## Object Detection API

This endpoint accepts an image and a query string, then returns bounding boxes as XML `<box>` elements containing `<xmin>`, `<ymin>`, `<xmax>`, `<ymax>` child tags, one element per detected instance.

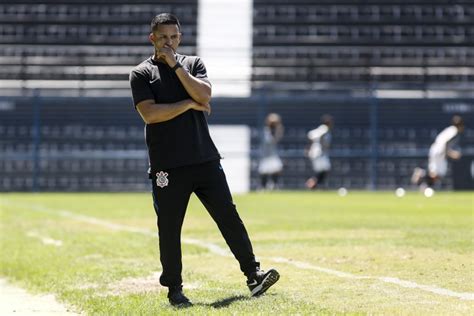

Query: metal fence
<box><xmin>1</xmin><ymin>91</ymin><xmax>473</xmax><ymax>191</ymax></box>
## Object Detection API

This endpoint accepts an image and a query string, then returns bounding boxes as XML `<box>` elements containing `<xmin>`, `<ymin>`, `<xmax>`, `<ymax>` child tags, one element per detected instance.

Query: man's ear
<box><xmin>149</xmin><ymin>33</ymin><xmax>155</xmax><ymax>44</ymax></box>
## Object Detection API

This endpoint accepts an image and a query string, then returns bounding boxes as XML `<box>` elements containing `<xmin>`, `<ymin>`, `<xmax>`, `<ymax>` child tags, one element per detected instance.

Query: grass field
<box><xmin>1</xmin><ymin>191</ymin><xmax>473</xmax><ymax>315</ymax></box>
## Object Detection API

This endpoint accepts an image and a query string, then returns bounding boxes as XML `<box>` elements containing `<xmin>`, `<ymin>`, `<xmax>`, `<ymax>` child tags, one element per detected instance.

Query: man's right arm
<box><xmin>130</xmin><ymin>69</ymin><xmax>210</xmax><ymax>124</ymax></box>
<box><xmin>136</xmin><ymin>99</ymin><xmax>210</xmax><ymax>124</ymax></box>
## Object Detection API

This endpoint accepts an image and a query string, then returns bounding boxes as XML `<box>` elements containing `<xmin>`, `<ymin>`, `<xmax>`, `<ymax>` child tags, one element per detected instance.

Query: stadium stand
<box><xmin>0</xmin><ymin>0</ymin><xmax>198</xmax><ymax>94</ymax></box>
<box><xmin>252</xmin><ymin>0</ymin><xmax>473</xmax><ymax>96</ymax></box>
<box><xmin>1</xmin><ymin>1</ymin><xmax>472</xmax><ymax>96</ymax></box>
<box><xmin>0</xmin><ymin>1</ymin><xmax>473</xmax><ymax>191</ymax></box>
<box><xmin>3</xmin><ymin>95</ymin><xmax>471</xmax><ymax>191</ymax></box>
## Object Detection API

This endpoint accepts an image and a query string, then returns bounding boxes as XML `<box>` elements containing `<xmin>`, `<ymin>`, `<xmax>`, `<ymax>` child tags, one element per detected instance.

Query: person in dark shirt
<box><xmin>129</xmin><ymin>13</ymin><xmax>279</xmax><ymax>307</ymax></box>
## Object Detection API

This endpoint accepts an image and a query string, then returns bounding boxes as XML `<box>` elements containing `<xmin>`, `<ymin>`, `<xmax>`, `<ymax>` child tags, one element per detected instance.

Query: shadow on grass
<box><xmin>172</xmin><ymin>294</ymin><xmax>279</xmax><ymax>309</ymax></box>
<box><xmin>207</xmin><ymin>295</ymin><xmax>249</xmax><ymax>308</ymax></box>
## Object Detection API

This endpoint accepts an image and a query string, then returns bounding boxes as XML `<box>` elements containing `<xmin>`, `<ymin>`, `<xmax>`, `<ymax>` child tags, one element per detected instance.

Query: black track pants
<box><xmin>151</xmin><ymin>160</ymin><xmax>259</xmax><ymax>287</ymax></box>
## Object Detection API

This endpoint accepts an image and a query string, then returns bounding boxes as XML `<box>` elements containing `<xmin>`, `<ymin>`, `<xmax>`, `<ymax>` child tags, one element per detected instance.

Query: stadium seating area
<box><xmin>252</xmin><ymin>0</ymin><xmax>473</xmax><ymax>95</ymax></box>
<box><xmin>2</xmin><ymin>95</ymin><xmax>471</xmax><ymax>191</ymax></box>
<box><xmin>0</xmin><ymin>96</ymin><xmax>147</xmax><ymax>191</ymax></box>
<box><xmin>0</xmin><ymin>0</ymin><xmax>198</xmax><ymax>92</ymax></box>
<box><xmin>0</xmin><ymin>1</ymin><xmax>472</xmax><ymax>191</ymax></box>
<box><xmin>0</xmin><ymin>1</ymin><xmax>472</xmax><ymax>95</ymax></box>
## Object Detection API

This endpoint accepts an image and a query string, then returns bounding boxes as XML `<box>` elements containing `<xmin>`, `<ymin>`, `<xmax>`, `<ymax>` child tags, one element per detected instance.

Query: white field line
<box><xmin>3</xmin><ymin>201</ymin><xmax>232</xmax><ymax>257</ymax></box>
<box><xmin>2</xmin><ymin>200</ymin><xmax>473</xmax><ymax>301</ymax></box>
<box><xmin>26</xmin><ymin>231</ymin><xmax>63</xmax><ymax>247</ymax></box>
<box><xmin>271</xmin><ymin>257</ymin><xmax>370</xmax><ymax>280</ymax></box>
<box><xmin>271</xmin><ymin>257</ymin><xmax>474</xmax><ymax>301</ymax></box>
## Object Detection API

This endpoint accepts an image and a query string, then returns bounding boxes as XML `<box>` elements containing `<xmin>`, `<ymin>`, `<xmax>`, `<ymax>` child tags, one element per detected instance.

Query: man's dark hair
<box><xmin>151</xmin><ymin>13</ymin><xmax>181</xmax><ymax>32</ymax></box>
<box><xmin>451</xmin><ymin>115</ymin><xmax>464</xmax><ymax>128</ymax></box>
<box><xmin>321</xmin><ymin>114</ymin><xmax>334</xmax><ymax>126</ymax></box>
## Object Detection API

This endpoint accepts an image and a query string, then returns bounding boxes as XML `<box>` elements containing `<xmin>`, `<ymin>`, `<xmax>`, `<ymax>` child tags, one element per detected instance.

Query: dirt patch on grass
<box><xmin>106</xmin><ymin>272</ymin><xmax>163</xmax><ymax>296</ymax></box>
<box><xmin>105</xmin><ymin>271</ymin><xmax>200</xmax><ymax>296</ymax></box>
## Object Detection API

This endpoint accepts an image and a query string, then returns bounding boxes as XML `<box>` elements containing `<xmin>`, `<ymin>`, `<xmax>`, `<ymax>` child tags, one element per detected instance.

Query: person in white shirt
<box><xmin>412</xmin><ymin>115</ymin><xmax>464</xmax><ymax>188</ymax></box>
<box><xmin>258</xmin><ymin>113</ymin><xmax>284</xmax><ymax>190</ymax></box>
<box><xmin>306</xmin><ymin>115</ymin><xmax>334</xmax><ymax>189</ymax></box>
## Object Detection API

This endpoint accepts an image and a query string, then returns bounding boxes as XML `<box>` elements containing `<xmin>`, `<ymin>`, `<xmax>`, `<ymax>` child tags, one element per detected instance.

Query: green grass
<box><xmin>1</xmin><ymin>191</ymin><xmax>473</xmax><ymax>315</ymax></box>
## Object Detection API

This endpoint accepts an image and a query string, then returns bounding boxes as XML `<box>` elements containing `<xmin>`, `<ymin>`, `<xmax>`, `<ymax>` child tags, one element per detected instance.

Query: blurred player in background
<box><xmin>411</xmin><ymin>115</ymin><xmax>465</xmax><ymax>189</ymax></box>
<box><xmin>258</xmin><ymin>113</ymin><xmax>284</xmax><ymax>190</ymax></box>
<box><xmin>306</xmin><ymin>114</ymin><xmax>334</xmax><ymax>189</ymax></box>
<box><xmin>129</xmin><ymin>13</ymin><xmax>279</xmax><ymax>307</ymax></box>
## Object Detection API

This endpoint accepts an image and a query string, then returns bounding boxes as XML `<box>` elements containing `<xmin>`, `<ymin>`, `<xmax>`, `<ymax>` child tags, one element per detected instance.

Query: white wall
<box><xmin>197</xmin><ymin>0</ymin><xmax>252</xmax><ymax>97</ymax></box>
<box><xmin>209</xmin><ymin>125</ymin><xmax>250</xmax><ymax>194</ymax></box>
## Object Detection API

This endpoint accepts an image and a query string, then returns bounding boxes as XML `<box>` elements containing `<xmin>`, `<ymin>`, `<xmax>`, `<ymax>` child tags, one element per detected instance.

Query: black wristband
<box><xmin>171</xmin><ymin>62</ymin><xmax>182</xmax><ymax>72</ymax></box>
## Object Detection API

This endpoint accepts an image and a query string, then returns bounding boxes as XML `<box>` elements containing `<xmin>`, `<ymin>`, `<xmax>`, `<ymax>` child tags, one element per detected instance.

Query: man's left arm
<box><xmin>174</xmin><ymin>60</ymin><xmax>212</xmax><ymax>105</ymax></box>
<box><xmin>447</xmin><ymin>145</ymin><xmax>462</xmax><ymax>160</ymax></box>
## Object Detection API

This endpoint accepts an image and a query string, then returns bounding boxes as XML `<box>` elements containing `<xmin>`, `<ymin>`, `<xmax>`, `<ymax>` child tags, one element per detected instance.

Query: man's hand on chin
<box><xmin>158</xmin><ymin>46</ymin><xmax>176</xmax><ymax>66</ymax></box>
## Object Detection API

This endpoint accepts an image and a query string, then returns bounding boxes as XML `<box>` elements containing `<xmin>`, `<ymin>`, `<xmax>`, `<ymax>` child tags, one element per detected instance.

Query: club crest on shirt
<box><xmin>155</xmin><ymin>171</ymin><xmax>169</xmax><ymax>188</ymax></box>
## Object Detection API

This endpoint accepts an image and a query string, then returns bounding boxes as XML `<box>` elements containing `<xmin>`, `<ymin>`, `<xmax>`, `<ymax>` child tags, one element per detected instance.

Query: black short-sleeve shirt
<box><xmin>129</xmin><ymin>54</ymin><xmax>220</xmax><ymax>173</ymax></box>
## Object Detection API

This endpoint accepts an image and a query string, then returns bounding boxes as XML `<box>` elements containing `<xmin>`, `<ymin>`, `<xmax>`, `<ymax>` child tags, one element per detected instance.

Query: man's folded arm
<box><xmin>136</xmin><ymin>98</ymin><xmax>210</xmax><ymax>124</ymax></box>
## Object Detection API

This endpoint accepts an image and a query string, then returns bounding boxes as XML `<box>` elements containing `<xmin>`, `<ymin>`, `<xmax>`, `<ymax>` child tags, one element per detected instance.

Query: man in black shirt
<box><xmin>129</xmin><ymin>13</ymin><xmax>279</xmax><ymax>307</ymax></box>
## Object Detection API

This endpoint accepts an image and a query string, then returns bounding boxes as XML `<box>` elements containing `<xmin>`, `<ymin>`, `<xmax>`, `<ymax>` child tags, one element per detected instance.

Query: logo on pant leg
<box><xmin>155</xmin><ymin>171</ymin><xmax>169</xmax><ymax>188</ymax></box>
